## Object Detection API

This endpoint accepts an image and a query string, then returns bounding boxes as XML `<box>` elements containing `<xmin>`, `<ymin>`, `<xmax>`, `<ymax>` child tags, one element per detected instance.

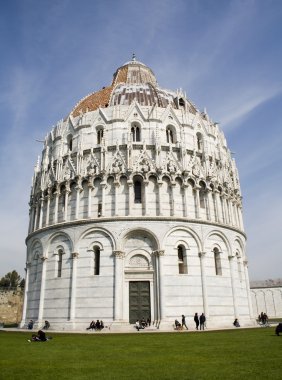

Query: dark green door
<box><xmin>129</xmin><ymin>281</ymin><xmax>151</xmax><ymax>324</ymax></box>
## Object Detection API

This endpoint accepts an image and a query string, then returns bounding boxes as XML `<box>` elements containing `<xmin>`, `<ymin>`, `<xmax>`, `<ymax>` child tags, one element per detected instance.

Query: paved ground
<box><xmin>1</xmin><ymin>323</ymin><xmax>268</xmax><ymax>335</ymax></box>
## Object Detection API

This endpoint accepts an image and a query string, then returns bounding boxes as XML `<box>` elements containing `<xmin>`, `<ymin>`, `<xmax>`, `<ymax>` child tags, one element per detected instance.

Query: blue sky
<box><xmin>0</xmin><ymin>0</ymin><xmax>281</xmax><ymax>280</ymax></box>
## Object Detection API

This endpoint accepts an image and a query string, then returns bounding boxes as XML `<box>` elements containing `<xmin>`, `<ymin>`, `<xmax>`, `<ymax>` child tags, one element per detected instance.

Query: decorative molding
<box><xmin>113</xmin><ymin>250</ymin><xmax>125</xmax><ymax>259</ymax></box>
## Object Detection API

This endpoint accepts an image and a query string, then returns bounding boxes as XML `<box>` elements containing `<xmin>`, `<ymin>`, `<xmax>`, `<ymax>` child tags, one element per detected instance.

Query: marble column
<box><xmin>243</xmin><ymin>260</ymin><xmax>254</xmax><ymax>318</ymax></box>
<box><xmin>46</xmin><ymin>193</ymin><xmax>51</xmax><ymax>226</ymax></box>
<box><xmin>195</xmin><ymin>187</ymin><xmax>201</xmax><ymax>219</ymax></box>
<box><xmin>170</xmin><ymin>183</ymin><xmax>176</xmax><ymax>216</ymax></box>
<box><xmin>153</xmin><ymin>250</ymin><xmax>165</xmax><ymax>321</ymax></box>
<box><xmin>87</xmin><ymin>184</ymin><xmax>93</xmax><ymax>218</ymax></box>
<box><xmin>64</xmin><ymin>190</ymin><xmax>70</xmax><ymax>221</ymax></box>
<box><xmin>238</xmin><ymin>206</ymin><xmax>244</xmax><ymax>230</ymax></box>
<box><xmin>127</xmin><ymin>180</ymin><xmax>133</xmax><ymax>216</ymax></box>
<box><xmin>228</xmin><ymin>255</ymin><xmax>239</xmax><ymax>318</ymax></box>
<box><xmin>220</xmin><ymin>195</ymin><xmax>226</xmax><ymax>224</ymax></box>
<box><xmin>38</xmin><ymin>196</ymin><xmax>44</xmax><ymax>229</ymax></box>
<box><xmin>205</xmin><ymin>190</ymin><xmax>211</xmax><ymax>221</ymax></box>
<box><xmin>101</xmin><ymin>181</ymin><xmax>106</xmax><ymax>217</ymax></box>
<box><xmin>54</xmin><ymin>188</ymin><xmax>60</xmax><ymax>224</ymax></box>
<box><xmin>113</xmin><ymin>250</ymin><xmax>125</xmax><ymax>321</ymax></box>
<box><xmin>158</xmin><ymin>181</ymin><xmax>163</xmax><ymax>216</ymax></box>
<box><xmin>29</xmin><ymin>205</ymin><xmax>35</xmax><ymax>233</ymax></box>
<box><xmin>114</xmin><ymin>181</ymin><xmax>119</xmax><ymax>216</ymax></box>
<box><xmin>75</xmin><ymin>186</ymin><xmax>82</xmax><ymax>220</ymax></box>
<box><xmin>20</xmin><ymin>263</ymin><xmax>30</xmax><ymax>327</ymax></box>
<box><xmin>70</xmin><ymin>252</ymin><xmax>79</xmax><ymax>321</ymax></box>
<box><xmin>199</xmin><ymin>252</ymin><xmax>209</xmax><ymax>317</ymax></box>
<box><xmin>33</xmin><ymin>202</ymin><xmax>39</xmax><ymax>231</ymax></box>
<box><xmin>215</xmin><ymin>190</ymin><xmax>222</xmax><ymax>222</ymax></box>
<box><xmin>144</xmin><ymin>180</ymin><xmax>149</xmax><ymax>215</ymax></box>
<box><xmin>37</xmin><ymin>256</ymin><xmax>48</xmax><ymax>324</ymax></box>
<box><xmin>183</xmin><ymin>183</ymin><xmax>189</xmax><ymax>218</ymax></box>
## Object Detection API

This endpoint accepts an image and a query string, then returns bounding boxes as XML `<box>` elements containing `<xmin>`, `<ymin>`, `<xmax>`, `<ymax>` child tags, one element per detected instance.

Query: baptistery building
<box><xmin>21</xmin><ymin>57</ymin><xmax>254</xmax><ymax>330</ymax></box>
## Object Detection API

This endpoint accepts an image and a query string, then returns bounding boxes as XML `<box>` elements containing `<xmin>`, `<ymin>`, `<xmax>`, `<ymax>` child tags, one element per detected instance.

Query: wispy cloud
<box><xmin>218</xmin><ymin>86</ymin><xmax>282</xmax><ymax>129</ymax></box>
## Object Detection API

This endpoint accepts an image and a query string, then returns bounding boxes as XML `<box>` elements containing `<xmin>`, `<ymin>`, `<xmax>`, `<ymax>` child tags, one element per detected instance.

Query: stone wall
<box><xmin>250</xmin><ymin>280</ymin><xmax>282</xmax><ymax>318</ymax></box>
<box><xmin>0</xmin><ymin>288</ymin><xmax>24</xmax><ymax>325</ymax></box>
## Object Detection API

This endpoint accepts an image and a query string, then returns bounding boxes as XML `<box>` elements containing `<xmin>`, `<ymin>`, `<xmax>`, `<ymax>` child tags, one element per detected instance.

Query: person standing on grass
<box><xmin>181</xmin><ymin>315</ymin><xmax>188</xmax><ymax>330</ymax></box>
<box><xmin>200</xmin><ymin>313</ymin><xmax>206</xmax><ymax>330</ymax></box>
<box><xmin>194</xmin><ymin>313</ymin><xmax>199</xmax><ymax>330</ymax></box>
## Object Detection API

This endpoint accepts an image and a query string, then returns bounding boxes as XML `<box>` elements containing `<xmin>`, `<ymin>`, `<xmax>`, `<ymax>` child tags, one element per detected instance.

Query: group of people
<box><xmin>86</xmin><ymin>320</ymin><xmax>104</xmax><ymax>331</ymax></box>
<box><xmin>27</xmin><ymin>319</ymin><xmax>50</xmax><ymax>330</ymax></box>
<box><xmin>193</xmin><ymin>313</ymin><xmax>206</xmax><ymax>330</ymax></box>
<box><xmin>258</xmin><ymin>312</ymin><xmax>269</xmax><ymax>325</ymax></box>
<box><xmin>135</xmin><ymin>318</ymin><xmax>151</xmax><ymax>331</ymax></box>
<box><xmin>174</xmin><ymin>313</ymin><xmax>206</xmax><ymax>331</ymax></box>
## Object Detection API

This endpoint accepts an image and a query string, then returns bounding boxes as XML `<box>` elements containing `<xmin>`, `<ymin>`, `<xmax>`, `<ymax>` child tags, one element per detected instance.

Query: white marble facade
<box><xmin>21</xmin><ymin>58</ymin><xmax>254</xmax><ymax>330</ymax></box>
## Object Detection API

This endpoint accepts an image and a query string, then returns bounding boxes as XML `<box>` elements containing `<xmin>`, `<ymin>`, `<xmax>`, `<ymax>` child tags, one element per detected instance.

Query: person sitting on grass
<box><xmin>135</xmin><ymin>320</ymin><xmax>141</xmax><ymax>331</ymax></box>
<box><xmin>175</xmin><ymin>320</ymin><xmax>182</xmax><ymax>330</ymax></box>
<box><xmin>233</xmin><ymin>318</ymin><xmax>240</xmax><ymax>327</ymax></box>
<box><xmin>43</xmin><ymin>320</ymin><xmax>50</xmax><ymax>330</ymax></box>
<box><xmin>28</xmin><ymin>330</ymin><xmax>49</xmax><ymax>342</ymax></box>
<box><xmin>86</xmin><ymin>321</ymin><xmax>96</xmax><ymax>330</ymax></box>
<box><xmin>275</xmin><ymin>323</ymin><xmax>282</xmax><ymax>336</ymax></box>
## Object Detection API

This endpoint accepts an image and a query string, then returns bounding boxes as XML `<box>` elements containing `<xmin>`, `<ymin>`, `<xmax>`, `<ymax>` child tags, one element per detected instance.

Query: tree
<box><xmin>0</xmin><ymin>270</ymin><xmax>22</xmax><ymax>289</ymax></box>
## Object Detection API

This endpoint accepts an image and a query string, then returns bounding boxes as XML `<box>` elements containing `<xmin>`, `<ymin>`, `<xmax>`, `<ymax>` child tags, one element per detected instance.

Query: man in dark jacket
<box><xmin>200</xmin><ymin>313</ymin><xmax>206</xmax><ymax>330</ymax></box>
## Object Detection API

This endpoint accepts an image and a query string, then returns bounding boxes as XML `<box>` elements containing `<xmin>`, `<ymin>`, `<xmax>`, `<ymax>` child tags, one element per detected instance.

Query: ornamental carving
<box><xmin>113</xmin><ymin>250</ymin><xmax>125</xmax><ymax>259</ymax></box>
<box><xmin>129</xmin><ymin>254</ymin><xmax>149</xmax><ymax>267</ymax></box>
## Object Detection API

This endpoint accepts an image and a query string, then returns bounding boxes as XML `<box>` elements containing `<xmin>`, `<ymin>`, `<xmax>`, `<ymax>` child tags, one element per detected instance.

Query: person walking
<box><xmin>199</xmin><ymin>313</ymin><xmax>206</xmax><ymax>330</ymax></box>
<box><xmin>194</xmin><ymin>313</ymin><xmax>199</xmax><ymax>330</ymax></box>
<box><xmin>181</xmin><ymin>314</ymin><xmax>188</xmax><ymax>330</ymax></box>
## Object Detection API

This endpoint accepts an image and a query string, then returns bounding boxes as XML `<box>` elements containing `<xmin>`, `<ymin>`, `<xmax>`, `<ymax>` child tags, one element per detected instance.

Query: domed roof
<box><xmin>71</xmin><ymin>56</ymin><xmax>195</xmax><ymax>117</ymax></box>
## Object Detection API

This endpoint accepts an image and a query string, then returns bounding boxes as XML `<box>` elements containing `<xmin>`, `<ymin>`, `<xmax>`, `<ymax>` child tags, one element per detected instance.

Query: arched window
<box><xmin>213</xmin><ymin>247</ymin><xmax>222</xmax><ymax>276</ymax></box>
<box><xmin>67</xmin><ymin>134</ymin><xmax>73</xmax><ymax>152</ymax></box>
<box><xmin>199</xmin><ymin>182</ymin><xmax>206</xmax><ymax>209</ymax></box>
<box><xmin>131</xmin><ymin>123</ymin><xmax>141</xmax><ymax>142</ymax></box>
<box><xmin>97</xmin><ymin>128</ymin><xmax>104</xmax><ymax>144</ymax></box>
<box><xmin>57</xmin><ymin>249</ymin><xmax>63</xmax><ymax>277</ymax></box>
<box><xmin>179</xmin><ymin>98</ymin><xmax>185</xmax><ymax>108</ymax></box>
<box><xmin>134</xmin><ymin>180</ymin><xmax>142</xmax><ymax>203</ymax></box>
<box><xmin>178</xmin><ymin>245</ymin><xmax>187</xmax><ymax>274</ymax></box>
<box><xmin>94</xmin><ymin>247</ymin><xmax>100</xmax><ymax>275</ymax></box>
<box><xmin>196</xmin><ymin>132</ymin><xmax>203</xmax><ymax>151</ymax></box>
<box><xmin>166</xmin><ymin>127</ymin><xmax>175</xmax><ymax>144</ymax></box>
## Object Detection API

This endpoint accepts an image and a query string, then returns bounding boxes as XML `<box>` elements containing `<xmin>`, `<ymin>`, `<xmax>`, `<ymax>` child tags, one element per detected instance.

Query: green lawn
<box><xmin>0</xmin><ymin>328</ymin><xmax>281</xmax><ymax>380</ymax></box>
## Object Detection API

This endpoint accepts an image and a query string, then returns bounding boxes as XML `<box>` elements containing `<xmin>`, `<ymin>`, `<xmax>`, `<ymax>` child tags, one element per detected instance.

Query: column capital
<box><xmin>72</xmin><ymin>252</ymin><xmax>79</xmax><ymax>259</ymax></box>
<box><xmin>41</xmin><ymin>256</ymin><xmax>48</xmax><ymax>262</ymax></box>
<box><xmin>152</xmin><ymin>250</ymin><xmax>165</xmax><ymax>257</ymax></box>
<box><xmin>198</xmin><ymin>251</ymin><xmax>206</xmax><ymax>258</ymax></box>
<box><xmin>113</xmin><ymin>250</ymin><xmax>125</xmax><ymax>259</ymax></box>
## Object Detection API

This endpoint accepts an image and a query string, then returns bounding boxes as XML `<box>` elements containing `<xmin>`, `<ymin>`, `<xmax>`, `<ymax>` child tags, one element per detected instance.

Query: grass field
<box><xmin>0</xmin><ymin>328</ymin><xmax>281</xmax><ymax>380</ymax></box>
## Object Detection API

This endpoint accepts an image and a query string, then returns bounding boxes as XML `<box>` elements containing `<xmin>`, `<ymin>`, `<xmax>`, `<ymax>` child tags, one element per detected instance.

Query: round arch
<box><xmin>45</xmin><ymin>231</ymin><xmax>74</xmax><ymax>258</ymax></box>
<box><xmin>163</xmin><ymin>226</ymin><xmax>202</xmax><ymax>252</ymax></box>
<box><xmin>203</xmin><ymin>230</ymin><xmax>231</xmax><ymax>256</ymax></box>
<box><xmin>76</xmin><ymin>226</ymin><xmax>116</xmax><ymax>252</ymax></box>
<box><xmin>119</xmin><ymin>227</ymin><xmax>160</xmax><ymax>252</ymax></box>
